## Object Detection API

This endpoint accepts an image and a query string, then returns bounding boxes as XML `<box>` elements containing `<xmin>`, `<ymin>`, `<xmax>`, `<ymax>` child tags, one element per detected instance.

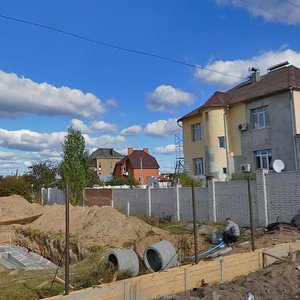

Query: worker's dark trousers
<box><xmin>222</xmin><ymin>231</ymin><xmax>239</xmax><ymax>245</ymax></box>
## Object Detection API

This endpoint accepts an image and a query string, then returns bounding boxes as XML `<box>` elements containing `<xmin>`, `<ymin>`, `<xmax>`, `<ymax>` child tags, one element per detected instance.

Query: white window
<box><xmin>192</xmin><ymin>123</ymin><xmax>201</xmax><ymax>141</ymax></box>
<box><xmin>251</xmin><ymin>106</ymin><xmax>269</xmax><ymax>129</ymax></box>
<box><xmin>218</xmin><ymin>136</ymin><xmax>225</xmax><ymax>148</ymax></box>
<box><xmin>193</xmin><ymin>157</ymin><xmax>204</xmax><ymax>175</ymax></box>
<box><xmin>254</xmin><ymin>149</ymin><xmax>272</xmax><ymax>169</ymax></box>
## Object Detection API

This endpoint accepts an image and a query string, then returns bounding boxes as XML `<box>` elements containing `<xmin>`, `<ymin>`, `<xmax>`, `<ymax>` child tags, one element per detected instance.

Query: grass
<box><xmin>0</xmin><ymin>268</ymin><xmax>65</xmax><ymax>300</ymax></box>
<box><xmin>0</xmin><ymin>246</ymin><xmax>128</xmax><ymax>300</ymax></box>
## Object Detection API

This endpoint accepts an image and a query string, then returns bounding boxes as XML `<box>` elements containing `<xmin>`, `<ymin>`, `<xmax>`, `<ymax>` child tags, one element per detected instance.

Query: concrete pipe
<box><xmin>105</xmin><ymin>248</ymin><xmax>139</xmax><ymax>277</ymax></box>
<box><xmin>143</xmin><ymin>240</ymin><xmax>178</xmax><ymax>272</ymax></box>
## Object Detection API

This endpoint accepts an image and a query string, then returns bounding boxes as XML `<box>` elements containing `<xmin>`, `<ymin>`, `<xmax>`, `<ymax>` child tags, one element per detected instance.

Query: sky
<box><xmin>1</xmin><ymin>0</ymin><xmax>300</xmax><ymax>176</ymax></box>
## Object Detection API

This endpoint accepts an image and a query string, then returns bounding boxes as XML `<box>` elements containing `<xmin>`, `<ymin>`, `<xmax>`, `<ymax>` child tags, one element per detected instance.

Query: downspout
<box><xmin>289</xmin><ymin>88</ymin><xmax>298</xmax><ymax>171</ymax></box>
<box><xmin>223</xmin><ymin>105</ymin><xmax>230</xmax><ymax>177</ymax></box>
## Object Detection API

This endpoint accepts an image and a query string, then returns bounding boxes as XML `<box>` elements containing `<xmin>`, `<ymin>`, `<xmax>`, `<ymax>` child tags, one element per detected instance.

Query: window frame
<box><xmin>193</xmin><ymin>157</ymin><xmax>204</xmax><ymax>175</ymax></box>
<box><xmin>218</xmin><ymin>136</ymin><xmax>225</xmax><ymax>149</ymax></box>
<box><xmin>251</xmin><ymin>105</ymin><xmax>269</xmax><ymax>129</ymax></box>
<box><xmin>254</xmin><ymin>149</ymin><xmax>272</xmax><ymax>169</ymax></box>
<box><xmin>191</xmin><ymin>123</ymin><xmax>201</xmax><ymax>141</ymax></box>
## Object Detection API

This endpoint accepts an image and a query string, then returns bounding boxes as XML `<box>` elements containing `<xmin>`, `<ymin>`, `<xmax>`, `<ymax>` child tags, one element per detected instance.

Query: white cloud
<box><xmin>70</xmin><ymin>119</ymin><xmax>90</xmax><ymax>133</ymax></box>
<box><xmin>90</xmin><ymin>121</ymin><xmax>117</xmax><ymax>133</ymax></box>
<box><xmin>84</xmin><ymin>134</ymin><xmax>125</xmax><ymax>148</ymax></box>
<box><xmin>195</xmin><ymin>48</ymin><xmax>300</xmax><ymax>87</ymax></box>
<box><xmin>0</xmin><ymin>70</ymin><xmax>106</xmax><ymax>118</ymax></box>
<box><xmin>154</xmin><ymin>144</ymin><xmax>176</xmax><ymax>155</ymax></box>
<box><xmin>0</xmin><ymin>129</ymin><xmax>65</xmax><ymax>151</ymax></box>
<box><xmin>147</xmin><ymin>85</ymin><xmax>194</xmax><ymax>112</ymax></box>
<box><xmin>214</xmin><ymin>0</ymin><xmax>300</xmax><ymax>25</ymax></box>
<box><xmin>144</xmin><ymin>118</ymin><xmax>180</xmax><ymax>137</ymax></box>
<box><xmin>106</xmin><ymin>98</ymin><xmax>118</xmax><ymax>108</ymax></box>
<box><xmin>120</xmin><ymin>125</ymin><xmax>142</xmax><ymax>136</ymax></box>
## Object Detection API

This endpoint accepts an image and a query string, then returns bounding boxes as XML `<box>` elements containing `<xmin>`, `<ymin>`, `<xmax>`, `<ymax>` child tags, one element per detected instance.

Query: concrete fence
<box><xmin>41</xmin><ymin>170</ymin><xmax>300</xmax><ymax>227</ymax></box>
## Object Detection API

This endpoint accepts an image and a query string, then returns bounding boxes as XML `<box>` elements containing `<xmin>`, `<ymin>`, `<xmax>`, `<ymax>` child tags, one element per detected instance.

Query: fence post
<box><xmin>208</xmin><ymin>178</ymin><xmax>216</xmax><ymax>222</ymax></box>
<box><xmin>127</xmin><ymin>202</ymin><xmax>130</xmax><ymax>217</ymax></box>
<box><xmin>41</xmin><ymin>188</ymin><xmax>45</xmax><ymax>205</ymax></box>
<box><xmin>173</xmin><ymin>184</ymin><xmax>180</xmax><ymax>221</ymax></box>
<box><xmin>146</xmin><ymin>186</ymin><xmax>152</xmax><ymax>217</ymax></box>
<box><xmin>47</xmin><ymin>188</ymin><xmax>51</xmax><ymax>205</ymax></box>
<box><xmin>256</xmin><ymin>169</ymin><xmax>269</xmax><ymax>226</ymax></box>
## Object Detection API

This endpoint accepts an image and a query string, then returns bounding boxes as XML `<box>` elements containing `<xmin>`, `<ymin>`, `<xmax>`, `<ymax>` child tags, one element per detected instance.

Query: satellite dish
<box><xmin>272</xmin><ymin>159</ymin><xmax>285</xmax><ymax>173</ymax></box>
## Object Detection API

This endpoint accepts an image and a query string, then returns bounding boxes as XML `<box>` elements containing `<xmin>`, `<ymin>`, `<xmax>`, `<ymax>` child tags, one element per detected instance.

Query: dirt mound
<box><xmin>0</xmin><ymin>195</ymin><xmax>45</xmax><ymax>221</ymax></box>
<box><xmin>24</xmin><ymin>204</ymin><xmax>168</xmax><ymax>251</ymax></box>
<box><xmin>170</xmin><ymin>261</ymin><xmax>300</xmax><ymax>300</ymax></box>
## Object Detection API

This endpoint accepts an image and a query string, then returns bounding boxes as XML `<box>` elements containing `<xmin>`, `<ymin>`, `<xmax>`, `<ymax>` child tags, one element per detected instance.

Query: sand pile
<box><xmin>25</xmin><ymin>204</ymin><xmax>168</xmax><ymax>249</ymax></box>
<box><xmin>0</xmin><ymin>195</ymin><xmax>46</xmax><ymax>221</ymax></box>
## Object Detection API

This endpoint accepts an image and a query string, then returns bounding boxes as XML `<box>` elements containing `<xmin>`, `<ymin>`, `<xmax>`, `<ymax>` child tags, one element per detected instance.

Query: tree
<box><xmin>25</xmin><ymin>160</ymin><xmax>59</xmax><ymax>192</ymax></box>
<box><xmin>60</xmin><ymin>127</ymin><xmax>91</xmax><ymax>205</ymax></box>
<box><xmin>178</xmin><ymin>171</ymin><xmax>203</xmax><ymax>187</ymax></box>
<box><xmin>0</xmin><ymin>175</ymin><xmax>31</xmax><ymax>200</ymax></box>
<box><xmin>106</xmin><ymin>175</ymin><xmax>139</xmax><ymax>187</ymax></box>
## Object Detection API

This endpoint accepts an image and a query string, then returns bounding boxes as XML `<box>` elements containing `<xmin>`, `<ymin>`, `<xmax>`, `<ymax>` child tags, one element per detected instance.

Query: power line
<box><xmin>284</xmin><ymin>0</ymin><xmax>300</xmax><ymax>10</ymax></box>
<box><xmin>0</xmin><ymin>13</ymin><xmax>245</xmax><ymax>81</ymax></box>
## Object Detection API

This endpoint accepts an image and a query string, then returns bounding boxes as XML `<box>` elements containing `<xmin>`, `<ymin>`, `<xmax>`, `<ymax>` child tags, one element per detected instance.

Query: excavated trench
<box><xmin>14</xmin><ymin>227</ymin><xmax>87</xmax><ymax>265</ymax></box>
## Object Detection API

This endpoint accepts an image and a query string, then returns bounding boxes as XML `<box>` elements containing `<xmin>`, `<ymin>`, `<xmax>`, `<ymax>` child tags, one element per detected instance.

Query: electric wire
<box><xmin>0</xmin><ymin>13</ymin><xmax>245</xmax><ymax>81</ymax></box>
<box><xmin>284</xmin><ymin>0</ymin><xmax>300</xmax><ymax>10</ymax></box>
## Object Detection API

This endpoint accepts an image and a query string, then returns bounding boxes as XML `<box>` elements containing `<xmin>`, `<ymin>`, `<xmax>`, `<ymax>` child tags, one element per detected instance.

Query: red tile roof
<box><xmin>178</xmin><ymin>65</ymin><xmax>300</xmax><ymax>122</ymax></box>
<box><xmin>116</xmin><ymin>150</ymin><xmax>160</xmax><ymax>169</ymax></box>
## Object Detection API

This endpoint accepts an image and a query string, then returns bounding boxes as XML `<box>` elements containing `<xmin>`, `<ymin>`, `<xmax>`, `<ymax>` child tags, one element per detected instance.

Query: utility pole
<box><xmin>247</xmin><ymin>176</ymin><xmax>255</xmax><ymax>251</ymax></box>
<box><xmin>65</xmin><ymin>184</ymin><xmax>70</xmax><ymax>295</ymax></box>
<box><xmin>192</xmin><ymin>180</ymin><xmax>198</xmax><ymax>264</ymax></box>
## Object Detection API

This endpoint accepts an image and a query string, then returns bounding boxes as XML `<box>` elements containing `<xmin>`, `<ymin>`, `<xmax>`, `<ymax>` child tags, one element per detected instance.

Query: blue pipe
<box><xmin>187</xmin><ymin>241</ymin><xmax>225</xmax><ymax>260</ymax></box>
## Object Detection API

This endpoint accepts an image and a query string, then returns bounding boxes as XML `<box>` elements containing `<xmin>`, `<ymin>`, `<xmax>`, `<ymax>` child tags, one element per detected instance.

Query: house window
<box><xmin>251</xmin><ymin>106</ymin><xmax>269</xmax><ymax>129</ymax></box>
<box><xmin>254</xmin><ymin>149</ymin><xmax>272</xmax><ymax>169</ymax></box>
<box><xmin>192</xmin><ymin>123</ymin><xmax>201</xmax><ymax>141</ymax></box>
<box><xmin>109</xmin><ymin>162</ymin><xmax>113</xmax><ymax>168</ymax></box>
<box><xmin>218</xmin><ymin>136</ymin><xmax>225</xmax><ymax>148</ymax></box>
<box><xmin>205</xmin><ymin>112</ymin><xmax>209</xmax><ymax>122</ymax></box>
<box><xmin>193</xmin><ymin>157</ymin><xmax>204</xmax><ymax>175</ymax></box>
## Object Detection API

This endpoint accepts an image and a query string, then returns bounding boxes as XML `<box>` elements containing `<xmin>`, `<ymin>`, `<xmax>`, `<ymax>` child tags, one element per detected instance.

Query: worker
<box><xmin>222</xmin><ymin>217</ymin><xmax>240</xmax><ymax>246</ymax></box>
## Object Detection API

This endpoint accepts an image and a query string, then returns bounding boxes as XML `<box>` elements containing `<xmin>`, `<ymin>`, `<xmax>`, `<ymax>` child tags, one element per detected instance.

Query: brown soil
<box><xmin>2</xmin><ymin>195</ymin><xmax>300</xmax><ymax>300</ymax></box>
<box><xmin>0</xmin><ymin>195</ymin><xmax>170</xmax><ymax>258</ymax></box>
<box><xmin>163</xmin><ymin>260</ymin><xmax>300</xmax><ymax>300</ymax></box>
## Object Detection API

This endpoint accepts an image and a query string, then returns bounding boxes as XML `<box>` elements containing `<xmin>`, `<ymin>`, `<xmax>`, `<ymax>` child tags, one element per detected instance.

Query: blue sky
<box><xmin>1</xmin><ymin>0</ymin><xmax>300</xmax><ymax>176</ymax></box>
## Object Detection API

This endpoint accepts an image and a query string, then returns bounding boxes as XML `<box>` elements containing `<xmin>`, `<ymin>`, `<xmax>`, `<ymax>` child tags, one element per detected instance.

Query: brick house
<box><xmin>113</xmin><ymin>147</ymin><xmax>160</xmax><ymax>185</ymax></box>
<box><xmin>90</xmin><ymin>148</ymin><xmax>124</xmax><ymax>181</ymax></box>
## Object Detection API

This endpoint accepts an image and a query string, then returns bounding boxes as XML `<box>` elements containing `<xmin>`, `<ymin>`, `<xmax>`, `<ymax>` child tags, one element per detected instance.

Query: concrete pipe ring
<box><xmin>143</xmin><ymin>240</ymin><xmax>178</xmax><ymax>272</ymax></box>
<box><xmin>105</xmin><ymin>248</ymin><xmax>139</xmax><ymax>277</ymax></box>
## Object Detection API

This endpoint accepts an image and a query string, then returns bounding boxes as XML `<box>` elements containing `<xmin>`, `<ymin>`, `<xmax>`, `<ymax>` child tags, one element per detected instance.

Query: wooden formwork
<box><xmin>45</xmin><ymin>240</ymin><xmax>300</xmax><ymax>300</ymax></box>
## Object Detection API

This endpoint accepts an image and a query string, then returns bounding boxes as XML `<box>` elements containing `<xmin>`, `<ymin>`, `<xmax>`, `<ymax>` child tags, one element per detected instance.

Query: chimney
<box><xmin>128</xmin><ymin>147</ymin><xmax>133</xmax><ymax>155</ymax></box>
<box><xmin>250</xmin><ymin>67</ymin><xmax>260</xmax><ymax>83</ymax></box>
<box><xmin>143</xmin><ymin>148</ymin><xmax>149</xmax><ymax>154</ymax></box>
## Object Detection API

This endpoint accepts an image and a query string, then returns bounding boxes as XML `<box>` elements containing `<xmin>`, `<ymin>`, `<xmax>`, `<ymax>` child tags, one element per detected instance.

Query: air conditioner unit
<box><xmin>238</xmin><ymin>123</ymin><xmax>248</xmax><ymax>131</ymax></box>
<box><xmin>240</xmin><ymin>164</ymin><xmax>251</xmax><ymax>173</ymax></box>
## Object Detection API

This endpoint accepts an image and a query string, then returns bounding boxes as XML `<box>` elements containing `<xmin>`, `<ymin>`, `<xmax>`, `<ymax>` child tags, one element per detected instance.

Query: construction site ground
<box><xmin>0</xmin><ymin>195</ymin><xmax>300</xmax><ymax>300</ymax></box>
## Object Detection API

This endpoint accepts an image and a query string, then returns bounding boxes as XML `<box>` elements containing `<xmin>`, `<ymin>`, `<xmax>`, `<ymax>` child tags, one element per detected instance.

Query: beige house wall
<box><xmin>226</xmin><ymin>103</ymin><xmax>246</xmax><ymax>156</ymax></box>
<box><xmin>293</xmin><ymin>90</ymin><xmax>300</xmax><ymax>134</ymax></box>
<box><xmin>181</xmin><ymin>107</ymin><xmax>227</xmax><ymax>179</ymax></box>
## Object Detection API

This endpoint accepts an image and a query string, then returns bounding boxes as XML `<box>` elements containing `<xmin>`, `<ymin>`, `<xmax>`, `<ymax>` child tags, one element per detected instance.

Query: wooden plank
<box><xmin>263</xmin><ymin>252</ymin><xmax>288</xmax><ymax>263</ymax></box>
<box><xmin>184</xmin><ymin>265</ymin><xmax>191</xmax><ymax>291</ymax></box>
<box><xmin>0</xmin><ymin>214</ymin><xmax>42</xmax><ymax>225</ymax></box>
<box><xmin>43</xmin><ymin>241</ymin><xmax>300</xmax><ymax>300</ymax></box>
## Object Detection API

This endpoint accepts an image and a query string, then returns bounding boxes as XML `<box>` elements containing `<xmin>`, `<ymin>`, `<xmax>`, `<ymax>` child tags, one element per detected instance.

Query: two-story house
<box><xmin>90</xmin><ymin>148</ymin><xmax>124</xmax><ymax>181</ymax></box>
<box><xmin>113</xmin><ymin>147</ymin><xmax>160</xmax><ymax>185</ymax></box>
<box><xmin>178</xmin><ymin>62</ymin><xmax>300</xmax><ymax>180</ymax></box>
